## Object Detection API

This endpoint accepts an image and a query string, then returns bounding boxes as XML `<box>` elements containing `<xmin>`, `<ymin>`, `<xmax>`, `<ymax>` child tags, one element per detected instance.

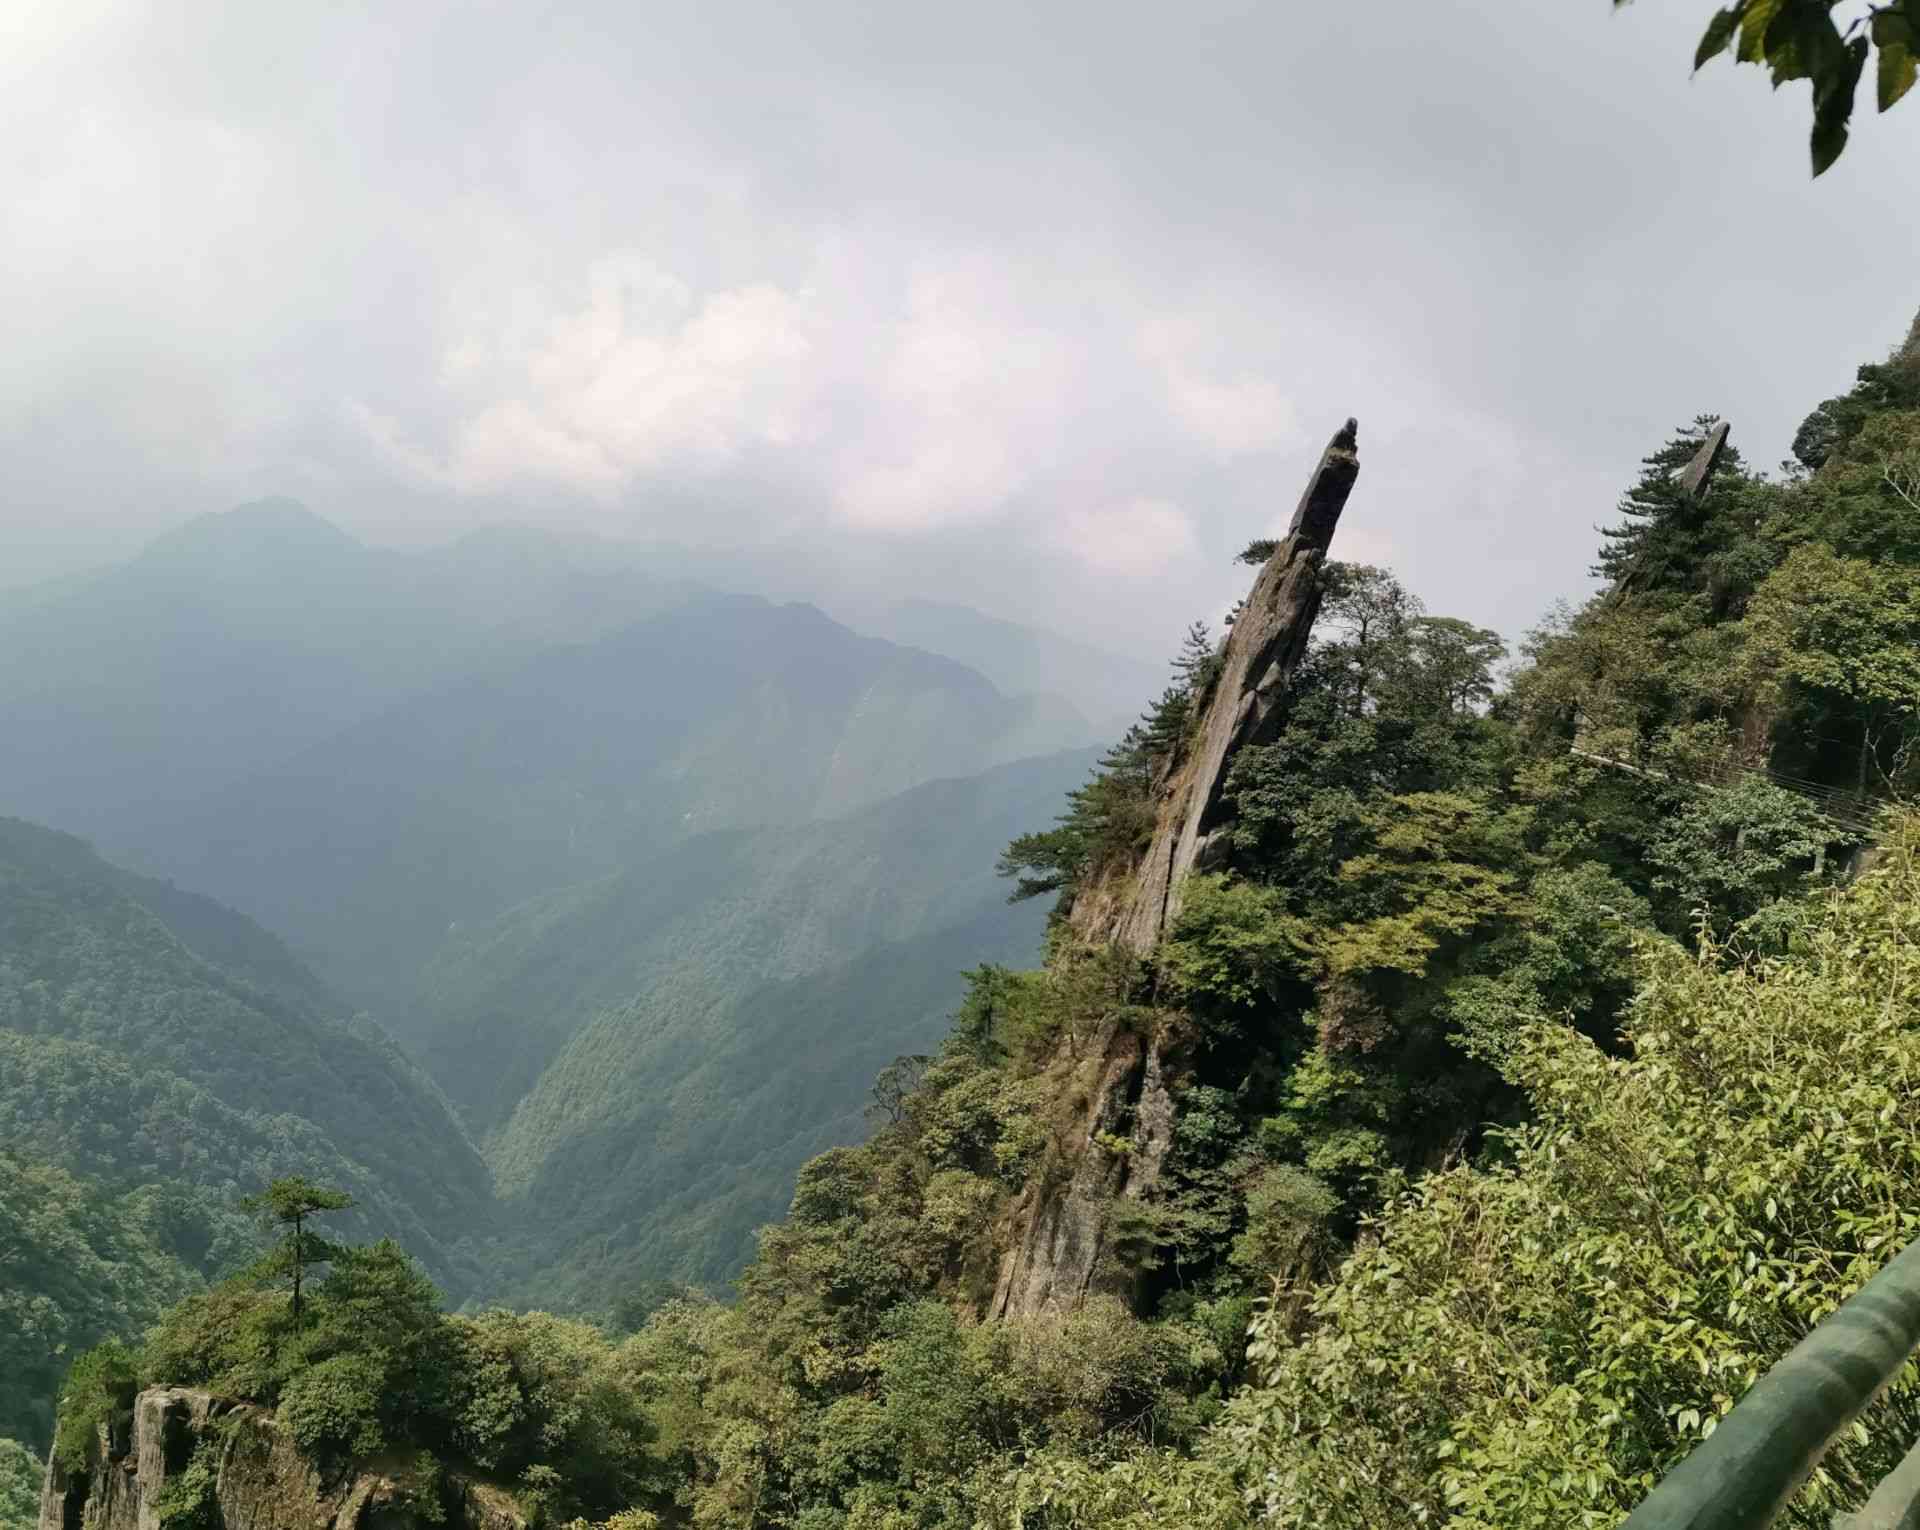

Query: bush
<box><xmin>138</xmin><ymin>1282</ymin><xmax>283</xmax><ymax>1401</ymax></box>
<box><xmin>153</xmin><ymin>1441</ymin><xmax>221</xmax><ymax>1530</ymax></box>
<box><xmin>1230</xmin><ymin>1163</ymin><xmax>1338</xmax><ymax>1280</ymax></box>
<box><xmin>443</xmin><ymin>1311</ymin><xmax>655</xmax><ymax>1518</ymax></box>
<box><xmin>279</xmin><ymin>1353</ymin><xmax>388</xmax><ymax>1458</ymax></box>
<box><xmin>53</xmin><ymin>1340</ymin><xmax>137</xmax><ymax>1474</ymax></box>
<box><xmin>1</xmin><ymin>1436</ymin><xmax>44</xmax><ymax>1530</ymax></box>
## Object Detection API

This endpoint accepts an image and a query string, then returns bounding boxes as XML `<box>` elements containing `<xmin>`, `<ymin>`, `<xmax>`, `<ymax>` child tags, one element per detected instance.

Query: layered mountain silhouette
<box><xmin>0</xmin><ymin>501</ymin><xmax>1134</xmax><ymax>1304</ymax></box>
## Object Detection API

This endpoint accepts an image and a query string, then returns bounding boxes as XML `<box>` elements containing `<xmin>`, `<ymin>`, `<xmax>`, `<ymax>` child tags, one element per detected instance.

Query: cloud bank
<box><xmin>4</xmin><ymin>0</ymin><xmax>1917</xmax><ymax>660</ymax></box>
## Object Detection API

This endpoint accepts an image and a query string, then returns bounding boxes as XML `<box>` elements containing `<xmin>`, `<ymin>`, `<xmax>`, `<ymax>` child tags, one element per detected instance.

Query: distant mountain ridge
<box><xmin>0</xmin><ymin>503</ymin><xmax>698</xmax><ymax>845</ymax></box>
<box><xmin>111</xmin><ymin>587</ymin><xmax>1091</xmax><ymax>1011</ymax></box>
<box><xmin>0</xmin><ymin>498</ymin><xmax>1118</xmax><ymax>1316</ymax></box>
<box><xmin>833</xmin><ymin>595</ymin><xmax>1162</xmax><ymax>732</ymax></box>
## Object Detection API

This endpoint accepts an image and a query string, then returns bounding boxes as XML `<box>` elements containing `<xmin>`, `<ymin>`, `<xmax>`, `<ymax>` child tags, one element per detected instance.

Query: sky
<box><xmin>4</xmin><ymin>0</ymin><xmax>1917</xmax><ymax>663</ymax></box>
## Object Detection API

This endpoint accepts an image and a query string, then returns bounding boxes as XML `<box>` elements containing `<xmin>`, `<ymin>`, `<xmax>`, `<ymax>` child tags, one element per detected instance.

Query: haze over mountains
<box><xmin>0</xmin><ymin>502</ymin><xmax>689</xmax><ymax>843</ymax></box>
<box><xmin>0</xmin><ymin>497</ymin><xmax>1148</xmax><ymax>1330</ymax></box>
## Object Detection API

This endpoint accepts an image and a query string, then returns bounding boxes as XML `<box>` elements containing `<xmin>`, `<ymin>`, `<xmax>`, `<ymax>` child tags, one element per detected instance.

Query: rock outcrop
<box><xmin>1609</xmin><ymin>418</ymin><xmax>1732</xmax><ymax>604</ymax></box>
<box><xmin>1075</xmin><ymin>418</ymin><xmax>1361</xmax><ymax>956</ymax></box>
<box><xmin>1675</xmin><ymin>419</ymin><xmax>1730</xmax><ymax>504</ymax></box>
<box><xmin>39</xmin><ymin>1389</ymin><xmax>521</xmax><ymax>1530</ymax></box>
<box><xmin>989</xmin><ymin>420</ymin><xmax>1361</xmax><ymax>1320</ymax></box>
<box><xmin>987</xmin><ymin>1014</ymin><xmax>1181</xmax><ymax>1318</ymax></box>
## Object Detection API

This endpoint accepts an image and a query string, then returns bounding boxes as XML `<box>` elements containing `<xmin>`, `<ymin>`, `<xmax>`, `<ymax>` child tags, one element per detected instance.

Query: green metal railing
<box><xmin>1623</xmin><ymin>1237</ymin><xmax>1920</xmax><ymax>1529</ymax></box>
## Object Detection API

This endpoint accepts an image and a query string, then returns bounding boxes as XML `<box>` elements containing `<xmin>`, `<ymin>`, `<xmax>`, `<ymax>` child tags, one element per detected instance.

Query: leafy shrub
<box><xmin>1230</xmin><ymin>1163</ymin><xmax>1337</xmax><ymax>1280</ymax></box>
<box><xmin>444</xmin><ymin>1311</ymin><xmax>656</xmax><ymax>1519</ymax></box>
<box><xmin>139</xmin><ymin>1282</ymin><xmax>283</xmax><ymax>1400</ymax></box>
<box><xmin>153</xmin><ymin>1441</ymin><xmax>221</xmax><ymax>1530</ymax></box>
<box><xmin>53</xmin><ymin>1340</ymin><xmax>136</xmax><ymax>1474</ymax></box>
<box><xmin>1</xmin><ymin>1436</ymin><xmax>45</xmax><ymax>1530</ymax></box>
<box><xmin>279</xmin><ymin>1353</ymin><xmax>388</xmax><ymax>1458</ymax></box>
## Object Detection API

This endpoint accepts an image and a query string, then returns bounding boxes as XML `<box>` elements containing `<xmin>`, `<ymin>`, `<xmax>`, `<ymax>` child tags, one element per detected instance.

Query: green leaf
<box><xmin>1764</xmin><ymin>0</ymin><xmax>1843</xmax><ymax>87</ymax></box>
<box><xmin>1696</xmin><ymin>7</ymin><xmax>1742</xmax><ymax>69</ymax></box>
<box><xmin>1878</xmin><ymin>40</ymin><xmax>1916</xmax><ymax>111</ymax></box>
<box><xmin>1873</xmin><ymin>8</ymin><xmax>1917</xmax><ymax>48</ymax></box>
<box><xmin>1874</xmin><ymin>12</ymin><xmax>1919</xmax><ymax>111</ymax></box>
<box><xmin>1738</xmin><ymin>0</ymin><xmax>1784</xmax><ymax>63</ymax></box>
<box><xmin>1810</xmin><ymin>35</ymin><xmax>1869</xmax><ymax>175</ymax></box>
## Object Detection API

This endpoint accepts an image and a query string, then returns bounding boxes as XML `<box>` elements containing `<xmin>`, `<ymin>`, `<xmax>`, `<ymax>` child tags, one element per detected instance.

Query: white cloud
<box><xmin>1165</xmin><ymin>370</ymin><xmax>1301</xmax><ymax>456</ymax></box>
<box><xmin>1140</xmin><ymin>317</ymin><xmax>1305</xmax><ymax>457</ymax></box>
<box><xmin>830</xmin><ymin>261</ymin><xmax>1075</xmax><ymax>530</ymax></box>
<box><xmin>375</xmin><ymin>248</ymin><xmax>1092</xmax><ymax>536</ymax></box>
<box><xmin>5</xmin><ymin>0</ymin><xmax>1911</xmax><ymax>654</ymax></box>
<box><xmin>408</xmin><ymin>257</ymin><xmax>820</xmax><ymax>497</ymax></box>
<box><xmin>1050</xmin><ymin>497</ymin><xmax>1199</xmax><ymax>579</ymax></box>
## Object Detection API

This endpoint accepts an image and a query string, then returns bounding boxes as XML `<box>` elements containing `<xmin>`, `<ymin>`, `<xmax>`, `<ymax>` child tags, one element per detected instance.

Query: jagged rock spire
<box><xmin>989</xmin><ymin>420</ymin><xmax>1361</xmax><ymax>1322</ymax></box>
<box><xmin>1076</xmin><ymin>417</ymin><xmax>1361</xmax><ymax>954</ymax></box>
<box><xmin>1676</xmin><ymin>419</ymin><xmax>1730</xmax><ymax>503</ymax></box>
<box><xmin>1607</xmin><ymin>418</ymin><xmax>1733</xmax><ymax>604</ymax></box>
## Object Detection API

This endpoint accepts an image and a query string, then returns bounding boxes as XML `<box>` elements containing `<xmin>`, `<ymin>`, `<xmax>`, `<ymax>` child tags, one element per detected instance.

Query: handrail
<box><xmin>1622</xmin><ymin>1236</ymin><xmax>1920</xmax><ymax>1529</ymax></box>
<box><xmin>1567</xmin><ymin>744</ymin><xmax>1884</xmax><ymax>835</ymax></box>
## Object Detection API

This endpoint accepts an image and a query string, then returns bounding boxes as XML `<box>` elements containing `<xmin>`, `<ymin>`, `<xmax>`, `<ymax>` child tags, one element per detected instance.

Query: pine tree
<box><xmin>246</xmin><ymin>1176</ymin><xmax>354</xmax><ymax>1331</ymax></box>
<box><xmin>1172</xmin><ymin>620</ymin><xmax>1219</xmax><ymax>693</ymax></box>
<box><xmin>1593</xmin><ymin>416</ymin><xmax>1748</xmax><ymax>592</ymax></box>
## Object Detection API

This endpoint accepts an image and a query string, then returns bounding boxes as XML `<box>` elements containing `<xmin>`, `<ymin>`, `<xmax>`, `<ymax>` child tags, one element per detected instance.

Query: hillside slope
<box><xmin>392</xmin><ymin>750</ymin><xmax>1092</xmax><ymax>1301</ymax></box>
<box><xmin>0</xmin><ymin>817</ymin><xmax>494</xmax><ymax>1445</ymax></box>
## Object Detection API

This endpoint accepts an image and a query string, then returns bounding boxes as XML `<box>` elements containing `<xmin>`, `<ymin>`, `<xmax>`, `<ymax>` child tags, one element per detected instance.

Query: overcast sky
<box><xmin>4</xmin><ymin>0</ymin><xmax>1916</xmax><ymax>661</ymax></box>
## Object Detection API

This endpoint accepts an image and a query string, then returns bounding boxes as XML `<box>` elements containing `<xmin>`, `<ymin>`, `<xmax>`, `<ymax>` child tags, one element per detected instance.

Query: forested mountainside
<box><xmin>445</xmin><ymin>750</ymin><xmax>1094</xmax><ymax>1304</ymax></box>
<box><xmin>415</xmin><ymin>750</ymin><xmax>1092</xmax><ymax>1137</ymax></box>
<box><xmin>0</xmin><ymin>750</ymin><xmax>1083</xmax><ymax>1471</ymax></box>
<box><xmin>57</xmin><ymin>823</ymin><xmax>1918</xmax><ymax>1530</ymax></box>
<box><xmin>0</xmin><ymin>818</ymin><xmax>491</xmax><ymax>1451</ymax></box>
<box><xmin>111</xmin><ymin>590</ymin><xmax>1090</xmax><ymax>1013</ymax></box>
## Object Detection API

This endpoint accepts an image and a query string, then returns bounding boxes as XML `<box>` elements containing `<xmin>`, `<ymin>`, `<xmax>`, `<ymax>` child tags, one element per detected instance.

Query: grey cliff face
<box><xmin>39</xmin><ymin>1388</ymin><xmax>523</xmax><ymax>1530</ymax></box>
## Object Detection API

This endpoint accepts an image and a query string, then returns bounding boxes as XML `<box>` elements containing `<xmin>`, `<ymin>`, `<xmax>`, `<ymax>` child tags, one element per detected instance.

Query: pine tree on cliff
<box><xmin>246</xmin><ymin>1176</ymin><xmax>353</xmax><ymax>1331</ymax></box>
<box><xmin>1592</xmin><ymin>415</ymin><xmax>1749</xmax><ymax>597</ymax></box>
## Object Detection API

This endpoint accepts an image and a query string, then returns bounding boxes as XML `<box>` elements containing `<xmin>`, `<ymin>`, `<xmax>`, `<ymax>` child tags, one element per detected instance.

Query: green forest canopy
<box><xmin>58</xmin><ymin>814</ymin><xmax>1920</xmax><ymax>1530</ymax></box>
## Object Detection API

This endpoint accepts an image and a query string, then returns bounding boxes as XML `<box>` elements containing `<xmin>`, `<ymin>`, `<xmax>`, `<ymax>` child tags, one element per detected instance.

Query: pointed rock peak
<box><xmin>1068</xmin><ymin>416</ymin><xmax>1360</xmax><ymax>956</ymax></box>
<box><xmin>1283</xmin><ymin>416</ymin><xmax>1362</xmax><ymax>550</ymax></box>
<box><xmin>1677</xmin><ymin>420</ymin><xmax>1731</xmax><ymax>503</ymax></box>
